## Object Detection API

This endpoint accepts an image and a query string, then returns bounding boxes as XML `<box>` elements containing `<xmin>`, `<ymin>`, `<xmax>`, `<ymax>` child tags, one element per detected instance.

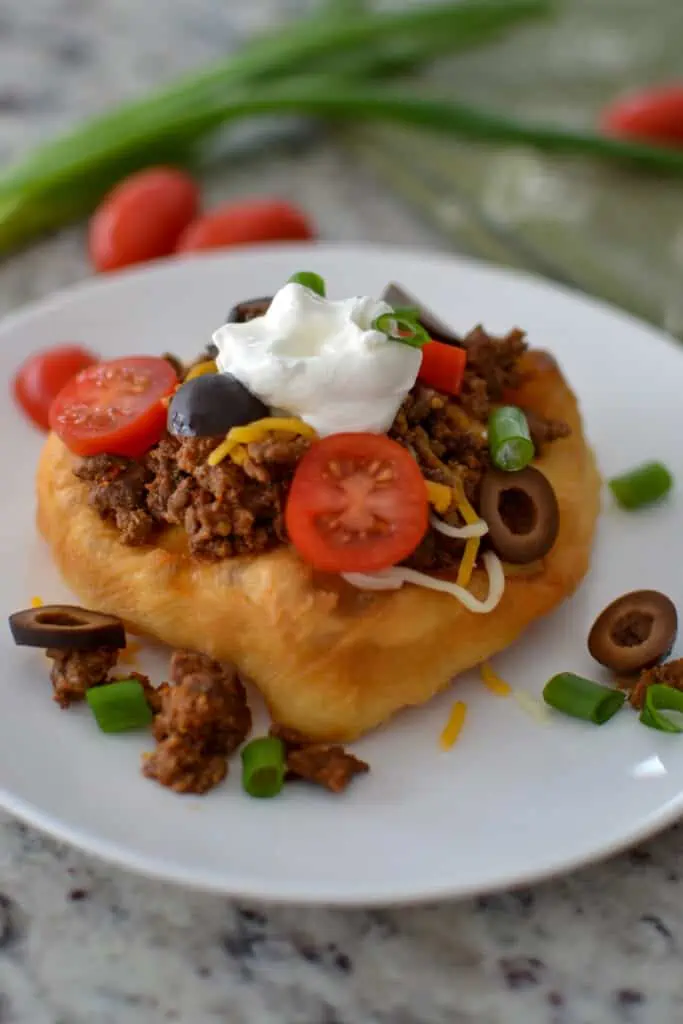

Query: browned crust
<box><xmin>36</xmin><ymin>352</ymin><xmax>601</xmax><ymax>741</ymax></box>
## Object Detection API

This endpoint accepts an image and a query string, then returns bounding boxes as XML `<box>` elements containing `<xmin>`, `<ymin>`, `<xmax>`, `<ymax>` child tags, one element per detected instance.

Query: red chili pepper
<box><xmin>601</xmin><ymin>84</ymin><xmax>683</xmax><ymax>147</ymax></box>
<box><xmin>418</xmin><ymin>340</ymin><xmax>467</xmax><ymax>395</ymax></box>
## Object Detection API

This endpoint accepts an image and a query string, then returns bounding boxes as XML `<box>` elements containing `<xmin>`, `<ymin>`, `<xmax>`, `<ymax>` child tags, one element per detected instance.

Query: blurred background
<box><xmin>0</xmin><ymin>0</ymin><xmax>681</xmax><ymax>332</ymax></box>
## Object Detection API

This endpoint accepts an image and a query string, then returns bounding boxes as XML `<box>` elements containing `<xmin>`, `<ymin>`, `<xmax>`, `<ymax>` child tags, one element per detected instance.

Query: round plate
<box><xmin>1</xmin><ymin>243</ymin><xmax>681</xmax><ymax>905</ymax></box>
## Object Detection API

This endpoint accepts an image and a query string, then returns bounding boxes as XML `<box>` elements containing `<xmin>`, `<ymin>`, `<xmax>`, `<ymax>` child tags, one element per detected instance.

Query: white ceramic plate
<box><xmin>0</xmin><ymin>243</ymin><xmax>682</xmax><ymax>905</ymax></box>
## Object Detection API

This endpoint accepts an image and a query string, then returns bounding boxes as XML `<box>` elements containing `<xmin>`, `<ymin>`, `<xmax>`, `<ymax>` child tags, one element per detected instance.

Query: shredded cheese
<box><xmin>426</xmin><ymin>481</ymin><xmax>452</xmax><ymax>514</ymax></box>
<box><xmin>208</xmin><ymin>417</ymin><xmax>317</xmax><ymax>467</ymax></box>
<box><xmin>342</xmin><ymin>551</ymin><xmax>505</xmax><ymax>614</ymax></box>
<box><xmin>456</xmin><ymin>537</ymin><xmax>480</xmax><ymax>589</ymax></box>
<box><xmin>185</xmin><ymin>360</ymin><xmax>217</xmax><ymax>381</ymax></box>
<box><xmin>513</xmin><ymin>689</ymin><xmax>551</xmax><ymax>724</ymax></box>
<box><xmin>453</xmin><ymin>479</ymin><xmax>479</xmax><ymax>526</ymax></box>
<box><xmin>440</xmin><ymin>701</ymin><xmax>467</xmax><ymax>750</ymax></box>
<box><xmin>480</xmin><ymin>662</ymin><xmax>511</xmax><ymax>696</ymax></box>
<box><xmin>430</xmin><ymin>513</ymin><xmax>487</xmax><ymax>540</ymax></box>
<box><xmin>30</xmin><ymin>596</ymin><xmax>43</xmax><ymax>608</ymax></box>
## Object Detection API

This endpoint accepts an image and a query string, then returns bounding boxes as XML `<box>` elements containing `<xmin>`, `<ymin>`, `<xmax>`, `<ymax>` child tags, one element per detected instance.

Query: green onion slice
<box><xmin>372</xmin><ymin>312</ymin><xmax>430</xmax><ymax>347</ymax></box>
<box><xmin>640</xmin><ymin>684</ymin><xmax>683</xmax><ymax>733</ymax></box>
<box><xmin>488</xmin><ymin>405</ymin><xmax>535</xmax><ymax>472</ymax></box>
<box><xmin>543</xmin><ymin>672</ymin><xmax>625</xmax><ymax>725</ymax></box>
<box><xmin>289</xmin><ymin>271</ymin><xmax>326</xmax><ymax>297</ymax></box>
<box><xmin>241</xmin><ymin>736</ymin><xmax>287</xmax><ymax>798</ymax></box>
<box><xmin>608</xmin><ymin>461</ymin><xmax>673</xmax><ymax>510</ymax></box>
<box><xmin>86</xmin><ymin>680</ymin><xmax>154</xmax><ymax>734</ymax></box>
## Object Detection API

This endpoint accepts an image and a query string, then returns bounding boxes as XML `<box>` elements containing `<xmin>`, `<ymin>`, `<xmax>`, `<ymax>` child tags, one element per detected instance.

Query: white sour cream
<box><xmin>212</xmin><ymin>283</ymin><xmax>422</xmax><ymax>436</ymax></box>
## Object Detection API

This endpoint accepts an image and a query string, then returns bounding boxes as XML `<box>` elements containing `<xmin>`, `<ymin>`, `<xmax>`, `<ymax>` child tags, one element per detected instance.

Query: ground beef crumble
<box><xmin>73</xmin><ymin>326</ymin><xmax>570</xmax><ymax>572</ymax></box>
<box><xmin>627</xmin><ymin>658</ymin><xmax>683</xmax><ymax>710</ymax></box>
<box><xmin>47</xmin><ymin>646</ymin><xmax>119</xmax><ymax>708</ymax></box>
<box><xmin>143</xmin><ymin>650</ymin><xmax>251</xmax><ymax>794</ymax></box>
<box><xmin>270</xmin><ymin>724</ymin><xmax>370</xmax><ymax>794</ymax></box>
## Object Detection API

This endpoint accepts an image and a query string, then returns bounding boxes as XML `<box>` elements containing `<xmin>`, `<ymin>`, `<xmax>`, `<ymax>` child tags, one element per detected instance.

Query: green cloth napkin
<box><xmin>343</xmin><ymin>0</ymin><xmax>683</xmax><ymax>337</ymax></box>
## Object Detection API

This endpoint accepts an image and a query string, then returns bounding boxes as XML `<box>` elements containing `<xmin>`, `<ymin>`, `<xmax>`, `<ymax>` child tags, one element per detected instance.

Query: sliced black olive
<box><xmin>381</xmin><ymin>282</ymin><xmax>463</xmax><ymax>347</ymax></box>
<box><xmin>9</xmin><ymin>605</ymin><xmax>126</xmax><ymax>651</ymax></box>
<box><xmin>226</xmin><ymin>296</ymin><xmax>272</xmax><ymax>324</ymax></box>
<box><xmin>480</xmin><ymin>467</ymin><xmax>559</xmax><ymax>564</ymax></box>
<box><xmin>588</xmin><ymin>590</ymin><xmax>677</xmax><ymax>675</ymax></box>
<box><xmin>168</xmin><ymin>372</ymin><xmax>269</xmax><ymax>438</ymax></box>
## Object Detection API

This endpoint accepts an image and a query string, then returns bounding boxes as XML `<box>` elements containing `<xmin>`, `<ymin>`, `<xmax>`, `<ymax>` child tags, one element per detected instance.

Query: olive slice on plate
<box><xmin>588</xmin><ymin>590</ymin><xmax>677</xmax><ymax>674</ymax></box>
<box><xmin>480</xmin><ymin>467</ymin><xmax>559</xmax><ymax>564</ymax></box>
<box><xmin>226</xmin><ymin>296</ymin><xmax>272</xmax><ymax>324</ymax></box>
<box><xmin>9</xmin><ymin>605</ymin><xmax>126</xmax><ymax>650</ymax></box>
<box><xmin>381</xmin><ymin>283</ymin><xmax>463</xmax><ymax>347</ymax></box>
<box><xmin>168</xmin><ymin>372</ymin><xmax>269</xmax><ymax>438</ymax></box>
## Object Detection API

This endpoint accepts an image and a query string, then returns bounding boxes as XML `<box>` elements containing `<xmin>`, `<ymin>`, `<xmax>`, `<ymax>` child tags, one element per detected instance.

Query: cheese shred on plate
<box><xmin>30</xmin><ymin>596</ymin><xmax>43</xmax><ymax>608</ymax></box>
<box><xmin>440</xmin><ymin>700</ymin><xmax>467</xmax><ymax>750</ymax></box>
<box><xmin>480</xmin><ymin>662</ymin><xmax>511</xmax><ymax>696</ymax></box>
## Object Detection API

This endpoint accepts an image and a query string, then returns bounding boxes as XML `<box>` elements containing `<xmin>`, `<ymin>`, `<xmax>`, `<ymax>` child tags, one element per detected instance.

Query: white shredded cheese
<box><xmin>342</xmin><ymin>551</ymin><xmax>505</xmax><ymax>614</ymax></box>
<box><xmin>429</xmin><ymin>512</ymin><xmax>488</xmax><ymax>540</ymax></box>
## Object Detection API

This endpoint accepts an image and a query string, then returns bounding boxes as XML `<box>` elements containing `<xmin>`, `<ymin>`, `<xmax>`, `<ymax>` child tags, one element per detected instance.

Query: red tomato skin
<box><xmin>601</xmin><ymin>84</ymin><xmax>683</xmax><ymax>145</ymax></box>
<box><xmin>176</xmin><ymin>199</ymin><xmax>315</xmax><ymax>252</ymax></box>
<box><xmin>285</xmin><ymin>433</ymin><xmax>428</xmax><ymax>574</ymax></box>
<box><xmin>418</xmin><ymin>340</ymin><xmax>467</xmax><ymax>395</ymax></box>
<box><xmin>49</xmin><ymin>356</ymin><xmax>177</xmax><ymax>458</ymax></box>
<box><xmin>89</xmin><ymin>167</ymin><xmax>200</xmax><ymax>272</ymax></box>
<box><xmin>13</xmin><ymin>345</ymin><xmax>97</xmax><ymax>431</ymax></box>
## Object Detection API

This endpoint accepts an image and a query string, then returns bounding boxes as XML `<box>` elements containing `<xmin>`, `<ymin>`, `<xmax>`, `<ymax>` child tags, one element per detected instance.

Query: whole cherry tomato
<box><xmin>13</xmin><ymin>345</ymin><xmax>98</xmax><ymax>430</ymax></box>
<box><xmin>176</xmin><ymin>199</ymin><xmax>315</xmax><ymax>253</ymax></box>
<box><xmin>89</xmin><ymin>167</ymin><xmax>200</xmax><ymax>272</ymax></box>
<box><xmin>285</xmin><ymin>433</ymin><xmax>428</xmax><ymax>573</ymax></box>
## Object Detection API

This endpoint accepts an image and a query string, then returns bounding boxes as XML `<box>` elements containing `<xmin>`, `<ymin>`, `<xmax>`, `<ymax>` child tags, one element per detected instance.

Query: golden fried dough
<box><xmin>36</xmin><ymin>352</ymin><xmax>600</xmax><ymax>741</ymax></box>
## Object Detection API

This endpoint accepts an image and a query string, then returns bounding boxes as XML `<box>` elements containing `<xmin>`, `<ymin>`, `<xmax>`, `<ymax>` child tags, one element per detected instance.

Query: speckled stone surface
<box><xmin>1</xmin><ymin>3</ymin><xmax>682</xmax><ymax>1022</ymax></box>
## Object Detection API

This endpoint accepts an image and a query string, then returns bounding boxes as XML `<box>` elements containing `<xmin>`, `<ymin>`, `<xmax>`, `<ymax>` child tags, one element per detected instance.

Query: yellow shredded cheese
<box><xmin>453</xmin><ymin>479</ymin><xmax>479</xmax><ymax>526</ymax></box>
<box><xmin>426</xmin><ymin>481</ymin><xmax>452</xmax><ymax>513</ymax></box>
<box><xmin>440</xmin><ymin>701</ymin><xmax>467</xmax><ymax>750</ymax></box>
<box><xmin>185</xmin><ymin>360</ymin><xmax>217</xmax><ymax>381</ymax></box>
<box><xmin>30</xmin><ymin>596</ymin><xmax>43</xmax><ymax>608</ymax></box>
<box><xmin>480</xmin><ymin>662</ymin><xmax>511</xmax><ymax>696</ymax></box>
<box><xmin>456</xmin><ymin>537</ymin><xmax>480</xmax><ymax>588</ymax></box>
<box><xmin>208</xmin><ymin>418</ymin><xmax>317</xmax><ymax>467</ymax></box>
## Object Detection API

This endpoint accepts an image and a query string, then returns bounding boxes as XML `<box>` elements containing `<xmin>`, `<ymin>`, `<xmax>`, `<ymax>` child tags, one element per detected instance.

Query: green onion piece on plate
<box><xmin>372</xmin><ymin>312</ymin><xmax>430</xmax><ymax>347</ymax></box>
<box><xmin>640</xmin><ymin>684</ymin><xmax>683</xmax><ymax>733</ymax></box>
<box><xmin>289</xmin><ymin>271</ymin><xmax>326</xmax><ymax>297</ymax></box>
<box><xmin>543</xmin><ymin>672</ymin><xmax>625</xmax><ymax>725</ymax></box>
<box><xmin>241</xmin><ymin>736</ymin><xmax>287</xmax><ymax>798</ymax></box>
<box><xmin>608</xmin><ymin>461</ymin><xmax>673</xmax><ymax>510</ymax></box>
<box><xmin>86</xmin><ymin>679</ymin><xmax>154</xmax><ymax>733</ymax></box>
<box><xmin>488</xmin><ymin>405</ymin><xmax>535</xmax><ymax>472</ymax></box>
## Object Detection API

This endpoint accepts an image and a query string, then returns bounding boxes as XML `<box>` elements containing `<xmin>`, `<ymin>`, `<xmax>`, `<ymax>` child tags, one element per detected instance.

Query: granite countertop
<box><xmin>1</xmin><ymin>2</ymin><xmax>683</xmax><ymax>1022</ymax></box>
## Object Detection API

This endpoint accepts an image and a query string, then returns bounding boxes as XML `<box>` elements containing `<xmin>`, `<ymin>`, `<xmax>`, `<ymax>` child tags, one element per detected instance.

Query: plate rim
<box><xmin>1</xmin><ymin>240</ymin><xmax>682</xmax><ymax>905</ymax></box>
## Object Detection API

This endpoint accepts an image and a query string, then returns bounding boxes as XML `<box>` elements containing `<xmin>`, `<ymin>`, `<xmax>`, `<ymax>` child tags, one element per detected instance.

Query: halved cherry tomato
<box><xmin>13</xmin><ymin>345</ymin><xmax>97</xmax><ymax>431</ymax></box>
<box><xmin>176</xmin><ymin>199</ymin><xmax>315</xmax><ymax>253</ymax></box>
<box><xmin>418</xmin><ymin>340</ymin><xmax>467</xmax><ymax>395</ymax></box>
<box><xmin>601</xmin><ymin>84</ymin><xmax>683</xmax><ymax>147</ymax></box>
<box><xmin>49</xmin><ymin>356</ymin><xmax>178</xmax><ymax>457</ymax></box>
<box><xmin>89</xmin><ymin>167</ymin><xmax>199</xmax><ymax>272</ymax></box>
<box><xmin>285</xmin><ymin>433</ymin><xmax>428</xmax><ymax>573</ymax></box>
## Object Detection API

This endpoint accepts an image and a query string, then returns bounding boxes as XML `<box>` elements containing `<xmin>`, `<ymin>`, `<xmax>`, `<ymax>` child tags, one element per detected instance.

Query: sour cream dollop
<box><xmin>212</xmin><ymin>283</ymin><xmax>422</xmax><ymax>436</ymax></box>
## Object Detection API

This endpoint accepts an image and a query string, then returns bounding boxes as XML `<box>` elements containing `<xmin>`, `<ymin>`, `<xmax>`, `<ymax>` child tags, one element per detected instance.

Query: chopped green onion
<box><xmin>289</xmin><ymin>271</ymin><xmax>326</xmax><ymax>297</ymax></box>
<box><xmin>372</xmin><ymin>312</ymin><xmax>430</xmax><ymax>347</ymax></box>
<box><xmin>640</xmin><ymin>684</ymin><xmax>683</xmax><ymax>733</ymax></box>
<box><xmin>241</xmin><ymin>737</ymin><xmax>286</xmax><ymax>799</ymax></box>
<box><xmin>609</xmin><ymin>461</ymin><xmax>673</xmax><ymax>510</ymax></box>
<box><xmin>488</xmin><ymin>405</ymin><xmax>535</xmax><ymax>472</ymax></box>
<box><xmin>86</xmin><ymin>680</ymin><xmax>153</xmax><ymax>733</ymax></box>
<box><xmin>543</xmin><ymin>672</ymin><xmax>625</xmax><ymax>724</ymax></box>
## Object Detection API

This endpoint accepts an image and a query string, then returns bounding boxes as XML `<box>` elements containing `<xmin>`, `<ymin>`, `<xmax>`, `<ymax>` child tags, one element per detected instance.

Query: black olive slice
<box><xmin>226</xmin><ymin>296</ymin><xmax>273</xmax><ymax>324</ymax></box>
<box><xmin>588</xmin><ymin>590</ymin><xmax>677</xmax><ymax>674</ymax></box>
<box><xmin>168</xmin><ymin>373</ymin><xmax>270</xmax><ymax>438</ymax></box>
<box><xmin>9</xmin><ymin>605</ymin><xmax>126</xmax><ymax>651</ymax></box>
<box><xmin>381</xmin><ymin>282</ymin><xmax>463</xmax><ymax>347</ymax></box>
<box><xmin>480</xmin><ymin>467</ymin><xmax>559</xmax><ymax>564</ymax></box>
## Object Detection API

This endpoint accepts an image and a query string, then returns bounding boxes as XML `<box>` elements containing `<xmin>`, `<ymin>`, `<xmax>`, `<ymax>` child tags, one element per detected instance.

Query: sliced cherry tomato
<box><xmin>418</xmin><ymin>340</ymin><xmax>467</xmax><ymax>395</ymax></box>
<box><xmin>13</xmin><ymin>345</ymin><xmax>97</xmax><ymax>431</ymax></box>
<box><xmin>89</xmin><ymin>167</ymin><xmax>200</xmax><ymax>272</ymax></box>
<box><xmin>285</xmin><ymin>433</ymin><xmax>428</xmax><ymax>573</ymax></box>
<box><xmin>601</xmin><ymin>84</ymin><xmax>683</xmax><ymax>146</ymax></box>
<box><xmin>49</xmin><ymin>356</ymin><xmax>178</xmax><ymax>457</ymax></box>
<box><xmin>176</xmin><ymin>199</ymin><xmax>315</xmax><ymax>253</ymax></box>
